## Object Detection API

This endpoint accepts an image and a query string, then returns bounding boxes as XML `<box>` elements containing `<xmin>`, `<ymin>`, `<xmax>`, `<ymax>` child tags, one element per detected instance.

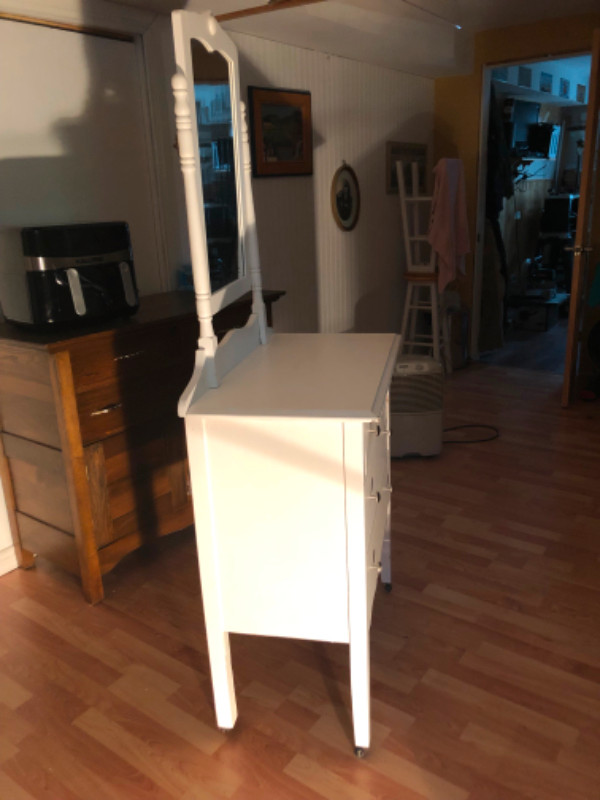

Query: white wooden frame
<box><xmin>171</xmin><ymin>11</ymin><xmax>268</xmax><ymax>413</ymax></box>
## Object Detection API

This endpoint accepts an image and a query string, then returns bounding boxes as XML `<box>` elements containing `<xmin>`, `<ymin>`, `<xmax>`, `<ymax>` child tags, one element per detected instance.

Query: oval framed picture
<box><xmin>331</xmin><ymin>164</ymin><xmax>360</xmax><ymax>231</ymax></box>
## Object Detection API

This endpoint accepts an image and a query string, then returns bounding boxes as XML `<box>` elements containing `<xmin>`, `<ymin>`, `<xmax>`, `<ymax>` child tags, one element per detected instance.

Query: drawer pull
<box><xmin>90</xmin><ymin>402</ymin><xmax>122</xmax><ymax>417</ymax></box>
<box><xmin>114</xmin><ymin>350</ymin><xmax>145</xmax><ymax>362</ymax></box>
<box><xmin>368</xmin><ymin>486</ymin><xmax>392</xmax><ymax>502</ymax></box>
<box><xmin>369</xmin><ymin>422</ymin><xmax>390</xmax><ymax>437</ymax></box>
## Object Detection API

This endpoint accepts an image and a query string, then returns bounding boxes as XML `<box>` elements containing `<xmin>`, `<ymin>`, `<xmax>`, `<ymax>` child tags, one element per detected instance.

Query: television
<box><xmin>504</xmin><ymin>99</ymin><xmax>540</xmax><ymax>153</ymax></box>
<box><xmin>528</xmin><ymin>123</ymin><xmax>561</xmax><ymax>159</ymax></box>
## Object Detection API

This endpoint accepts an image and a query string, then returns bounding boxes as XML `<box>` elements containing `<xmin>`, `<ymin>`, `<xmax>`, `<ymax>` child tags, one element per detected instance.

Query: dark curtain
<box><xmin>479</xmin><ymin>84</ymin><xmax>514</xmax><ymax>352</ymax></box>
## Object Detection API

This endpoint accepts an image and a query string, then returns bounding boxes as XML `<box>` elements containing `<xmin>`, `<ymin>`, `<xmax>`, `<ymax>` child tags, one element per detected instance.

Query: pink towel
<box><xmin>428</xmin><ymin>158</ymin><xmax>470</xmax><ymax>292</ymax></box>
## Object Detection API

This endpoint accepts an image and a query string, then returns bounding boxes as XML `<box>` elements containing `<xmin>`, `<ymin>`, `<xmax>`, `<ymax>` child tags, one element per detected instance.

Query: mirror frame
<box><xmin>172</xmin><ymin>11</ymin><xmax>252</xmax><ymax>316</ymax></box>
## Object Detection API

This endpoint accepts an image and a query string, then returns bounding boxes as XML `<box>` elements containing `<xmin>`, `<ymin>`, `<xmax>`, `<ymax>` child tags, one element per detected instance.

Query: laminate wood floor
<box><xmin>1</xmin><ymin>364</ymin><xmax>600</xmax><ymax>800</ymax></box>
<box><xmin>479</xmin><ymin>319</ymin><xmax>568</xmax><ymax>374</ymax></box>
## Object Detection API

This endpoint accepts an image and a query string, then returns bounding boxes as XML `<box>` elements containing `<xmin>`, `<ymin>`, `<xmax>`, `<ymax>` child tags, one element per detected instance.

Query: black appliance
<box><xmin>503</xmin><ymin>98</ymin><xmax>540</xmax><ymax>154</ymax></box>
<box><xmin>527</xmin><ymin>123</ymin><xmax>560</xmax><ymax>159</ymax></box>
<box><xmin>0</xmin><ymin>222</ymin><xmax>139</xmax><ymax>327</ymax></box>
<box><xmin>540</xmin><ymin>195</ymin><xmax>579</xmax><ymax>235</ymax></box>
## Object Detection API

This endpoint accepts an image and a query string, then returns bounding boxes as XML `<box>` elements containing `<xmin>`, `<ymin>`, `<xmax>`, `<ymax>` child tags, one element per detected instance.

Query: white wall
<box><xmin>232</xmin><ymin>33</ymin><xmax>434</xmax><ymax>333</ymax></box>
<box><xmin>0</xmin><ymin>17</ymin><xmax>166</xmax><ymax>296</ymax></box>
<box><xmin>148</xmin><ymin>19</ymin><xmax>435</xmax><ymax>333</ymax></box>
<box><xmin>494</xmin><ymin>56</ymin><xmax>591</xmax><ymax>104</ymax></box>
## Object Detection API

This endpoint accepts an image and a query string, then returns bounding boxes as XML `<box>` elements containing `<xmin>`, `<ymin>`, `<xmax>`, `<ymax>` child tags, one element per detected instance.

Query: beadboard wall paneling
<box><xmin>233</xmin><ymin>33</ymin><xmax>434</xmax><ymax>333</ymax></box>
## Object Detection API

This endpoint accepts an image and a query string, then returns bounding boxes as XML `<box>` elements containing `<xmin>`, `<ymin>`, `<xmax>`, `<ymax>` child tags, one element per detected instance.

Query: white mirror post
<box><xmin>171</xmin><ymin>11</ymin><xmax>267</xmax><ymax>414</ymax></box>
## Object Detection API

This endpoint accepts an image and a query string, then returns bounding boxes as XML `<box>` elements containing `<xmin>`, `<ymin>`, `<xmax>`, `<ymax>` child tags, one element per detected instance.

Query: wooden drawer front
<box><xmin>0</xmin><ymin>344</ymin><xmax>61</xmax><ymax>449</ymax></box>
<box><xmin>17</xmin><ymin>513</ymin><xmax>78</xmax><ymax>575</ymax></box>
<box><xmin>68</xmin><ymin>318</ymin><xmax>195</xmax><ymax>392</ymax></box>
<box><xmin>76</xmin><ymin>360</ymin><xmax>193</xmax><ymax>444</ymax></box>
<box><xmin>3</xmin><ymin>433</ymin><xmax>73</xmax><ymax>534</ymax></box>
<box><xmin>98</xmin><ymin>419</ymin><xmax>192</xmax><ymax>547</ymax></box>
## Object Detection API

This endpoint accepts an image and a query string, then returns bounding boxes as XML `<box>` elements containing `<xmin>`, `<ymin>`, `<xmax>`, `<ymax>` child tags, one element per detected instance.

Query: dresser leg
<box><xmin>206</xmin><ymin>626</ymin><xmax>238</xmax><ymax>730</ymax></box>
<box><xmin>381</xmin><ymin>505</ymin><xmax>392</xmax><ymax>588</ymax></box>
<box><xmin>349</xmin><ymin>623</ymin><xmax>370</xmax><ymax>753</ymax></box>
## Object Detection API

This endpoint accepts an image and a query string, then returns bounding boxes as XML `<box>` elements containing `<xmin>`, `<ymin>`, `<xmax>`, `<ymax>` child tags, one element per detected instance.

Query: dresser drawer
<box><xmin>76</xmin><ymin>360</ymin><xmax>192</xmax><ymax>444</ymax></box>
<box><xmin>367</xmin><ymin>485</ymin><xmax>389</xmax><ymax>562</ymax></box>
<box><xmin>364</xmin><ymin>421</ymin><xmax>390</xmax><ymax>536</ymax></box>
<box><xmin>68</xmin><ymin>318</ymin><xmax>194</xmax><ymax>392</ymax></box>
<box><xmin>366</xmin><ymin>487</ymin><xmax>389</xmax><ymax>621</ymax></box>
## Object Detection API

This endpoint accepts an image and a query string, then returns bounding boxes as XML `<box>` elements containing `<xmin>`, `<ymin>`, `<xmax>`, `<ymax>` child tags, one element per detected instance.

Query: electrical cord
<box><xmin>443</xmin><ymin>424</ymin><xmax>500</xmax><ymax>444</ymax></box>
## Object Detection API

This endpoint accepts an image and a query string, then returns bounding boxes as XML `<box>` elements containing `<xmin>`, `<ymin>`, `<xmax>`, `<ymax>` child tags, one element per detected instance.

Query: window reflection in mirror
<box><xmin>191</xmin><ymin>39</ymin><xmax>240</xmax><ymax>292</ymax></box>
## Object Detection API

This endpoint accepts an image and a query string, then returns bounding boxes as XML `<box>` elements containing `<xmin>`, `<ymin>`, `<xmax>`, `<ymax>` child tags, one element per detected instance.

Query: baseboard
<box><xmin>0</xmin><ymin>544</ymin><xmax>18</xmax><ymax>576</ymax></box>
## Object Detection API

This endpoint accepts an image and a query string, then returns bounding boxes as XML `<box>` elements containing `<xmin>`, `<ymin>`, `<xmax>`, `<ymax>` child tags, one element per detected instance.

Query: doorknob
<box><xmin>564</xmin><ymin>246</ymin><xmax>593</xmax><ymax>255</ymax></box>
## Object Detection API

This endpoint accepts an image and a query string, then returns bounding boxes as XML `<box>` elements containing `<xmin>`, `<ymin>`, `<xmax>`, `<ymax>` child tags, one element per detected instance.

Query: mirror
<box><xmin>191</xmin><ymin>41</ymin><xmax>240</xmax><ymax>293</ymax></box>
<box><xmin>171</xmin><ymin>11</ymin><xmax>255</xmax><ymax>319</ymax></box>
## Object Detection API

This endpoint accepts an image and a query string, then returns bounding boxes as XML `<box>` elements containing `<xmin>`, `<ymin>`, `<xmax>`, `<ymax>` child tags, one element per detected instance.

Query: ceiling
<box><xmin>111</xmin><ymin>0</ymin><xmax>598</xmax><ymax>76</ymax></box>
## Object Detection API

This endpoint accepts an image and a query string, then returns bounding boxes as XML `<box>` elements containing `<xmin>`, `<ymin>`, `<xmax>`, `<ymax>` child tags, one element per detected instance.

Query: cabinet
<box><xmin>0</xmin><ymin>290</ymin><xmax>283</xmax><ymax>603</ymax></box>
<box><xmin>185</xmin><ymin>332</ymin><xmax>399</xmax><ymax>752</ymax></box>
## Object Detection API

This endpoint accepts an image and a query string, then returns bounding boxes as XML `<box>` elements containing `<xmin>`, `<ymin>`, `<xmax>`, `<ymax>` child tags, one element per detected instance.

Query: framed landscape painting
<box><xmin>248</xmin><ymin>86</ymin><xmax>312</xmax><ymax>177</ymax></box>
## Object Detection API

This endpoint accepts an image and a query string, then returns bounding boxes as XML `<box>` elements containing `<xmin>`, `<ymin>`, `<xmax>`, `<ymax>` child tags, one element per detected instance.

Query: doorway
<box><xmin>475</xmin><ymin>54</ymin><xmax>591</xmax><ymax>374</ymax></box>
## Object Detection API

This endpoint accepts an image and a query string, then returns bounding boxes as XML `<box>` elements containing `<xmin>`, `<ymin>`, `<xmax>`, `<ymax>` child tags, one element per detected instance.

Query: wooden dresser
<box><xmin>0</xmin><ymin>290</ymin><xmax>283</xmax><ymax>603</ymax></box>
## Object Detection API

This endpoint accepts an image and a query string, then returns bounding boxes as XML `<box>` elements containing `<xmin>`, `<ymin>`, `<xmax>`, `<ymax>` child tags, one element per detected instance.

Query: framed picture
<box><xmin>576</xmin><ymin>83</ymin><xmax>587</xmax><ymax>103</ymax></box>
<box><xmin>540</xmin><ymin>72</ymin><xmax>553</xmax><ymax>93</ymax></box>
<box><xmin>518</xmin><ymin>66</ymin><xmax>532</xmax><ymax>89</ymax></box>
<box><xmin>559</xmin><ymin>78</ymin><xmax>570</xmax><ymax>99</ymax></box>
<box><xmin>331</xmin><ymin>164</ymin><xmax>360</xmax><ymax>231</ymax></box>
<box><xmin>386</xmin><ymin>142</ymin><xmax>427</xmax><ymax>195</ymax></box>
<box><xmin>247</xmin><ymin>86</ymin><xmax>312</xmax><ymax>177</ymax></box>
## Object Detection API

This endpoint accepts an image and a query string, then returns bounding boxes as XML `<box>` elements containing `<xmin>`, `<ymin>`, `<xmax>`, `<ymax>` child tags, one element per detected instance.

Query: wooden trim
<box><xmin>0</xmin><ymin>12</ymin><xmax>134</xmax><ymax>42</ymax></box>
<box><xmin>216</xmin><ymin>0</ymin><xmax>324</xmax><ymax>23</ymax></box>
<box><xmin>84</xmin><ymin>444</ymin><xmax>114</xmax><ymax>550</ymax></box>
<box><xmin>48</xmin><ymin>351</ymin><xmax>104</xmax><ymax>604</ymax></box>
<box><xmin>0</xmin><ymin>435</ymin><xmax>35</xmax><ymax>569</ymax></box>
<box><xmin>561</xmin><ymin>28</ymin><xmax>600</xmax><ymax>407</ymax></box>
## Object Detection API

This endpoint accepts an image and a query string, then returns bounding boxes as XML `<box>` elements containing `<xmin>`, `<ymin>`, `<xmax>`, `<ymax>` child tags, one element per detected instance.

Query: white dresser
<box><xmin>170</xmin><ymin>9</ymin><xmax>401</xmax><ymax>754</ymax></box>
<box><xmin>185</xmin><ymin>332</ymin><xmax>399</xmax><ymax>754</ymax></box>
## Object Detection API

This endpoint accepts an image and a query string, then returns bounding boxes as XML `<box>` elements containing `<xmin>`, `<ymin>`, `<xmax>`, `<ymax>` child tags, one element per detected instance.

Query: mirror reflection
<box><xmin>191</xmin><ymin>39</ymin><xmax>240</xmax><ymax>292</ymax></box>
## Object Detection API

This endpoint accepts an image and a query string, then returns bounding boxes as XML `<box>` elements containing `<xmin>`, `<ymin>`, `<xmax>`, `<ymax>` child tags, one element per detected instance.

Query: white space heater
<box><xmin>390</xmin><ymin>356</ymin><xmax>444</xmax><ymax>458</ymax></box>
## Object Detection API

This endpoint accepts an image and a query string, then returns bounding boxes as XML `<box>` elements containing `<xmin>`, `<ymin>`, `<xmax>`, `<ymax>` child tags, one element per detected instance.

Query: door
<box><xmin>562</xmin><ymin>29</ymin><xmax>600</xmax><ymax>406</ymax></box>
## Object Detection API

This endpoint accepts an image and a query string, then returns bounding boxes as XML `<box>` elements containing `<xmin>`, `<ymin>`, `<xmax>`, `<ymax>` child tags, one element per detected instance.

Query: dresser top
<box><xmin>0</xmin><ymin>290</ymin><xmax>284</xmax><ymax>351</ymax></box>
<box><xmin>188</xmin><ymin>333</ymin><xmax>400</xmax><ymax>420</ymax></box>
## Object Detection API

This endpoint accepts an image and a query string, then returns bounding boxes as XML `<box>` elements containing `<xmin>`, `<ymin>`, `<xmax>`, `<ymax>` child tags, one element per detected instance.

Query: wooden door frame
<box><xmin>562</xmin><ymin>29</ymin><xmax>600</xmax><ymax>406</ymax></box>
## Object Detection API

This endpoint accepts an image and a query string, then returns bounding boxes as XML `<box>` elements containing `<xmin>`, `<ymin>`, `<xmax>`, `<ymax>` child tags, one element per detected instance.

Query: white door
<box><xmin>0</xmin><ymin>18</ymin><xmax>165</xmax><ymax>295</ymax></box>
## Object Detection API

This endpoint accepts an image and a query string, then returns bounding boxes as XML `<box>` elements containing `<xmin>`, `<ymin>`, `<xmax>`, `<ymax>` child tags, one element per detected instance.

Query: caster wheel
<box><xmin>354</xmin><ymin>747</ymin><xmax>368</xmax><ymax>759</ymax></box>
<box><xmin>384</xmin><ymin>583</ymin><xmax>392</xmax><ymax>593</ymax></box>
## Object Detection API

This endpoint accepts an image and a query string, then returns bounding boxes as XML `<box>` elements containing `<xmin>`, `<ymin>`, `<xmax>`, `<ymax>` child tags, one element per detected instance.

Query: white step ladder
<box><xmin>397</xmin><ymin>161</ymin><xmax>452</xmax><ymax>373</ymax></box>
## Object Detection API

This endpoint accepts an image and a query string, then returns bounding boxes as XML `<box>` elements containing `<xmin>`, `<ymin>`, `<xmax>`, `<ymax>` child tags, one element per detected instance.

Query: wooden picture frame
<box><xmin>248</xmin><ymin>86</ymin><xmax>312</xmax><ymax>177</ymax></box>
<box><xmin>331</xmin><ymin>164</ymin><xmax>360</xmax><ymax>231</ymax></box>
<box><xmin>386</xmin><ymin>142</ymin><xmax>427</xmax><ymax>194</ymax></box>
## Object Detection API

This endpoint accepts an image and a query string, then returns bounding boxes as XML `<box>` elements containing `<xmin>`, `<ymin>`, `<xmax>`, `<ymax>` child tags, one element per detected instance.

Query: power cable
<box><xmin>443</xmin><ymin>424</ymin><xmax>500</xmax><ymax>444</ymax></box>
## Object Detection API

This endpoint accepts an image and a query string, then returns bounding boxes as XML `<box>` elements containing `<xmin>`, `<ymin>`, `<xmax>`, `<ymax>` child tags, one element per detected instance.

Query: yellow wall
<box><xmin>434</xmin><ymin>13</ymin><xmax>600</xmax><ymax>309</ymax></box>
